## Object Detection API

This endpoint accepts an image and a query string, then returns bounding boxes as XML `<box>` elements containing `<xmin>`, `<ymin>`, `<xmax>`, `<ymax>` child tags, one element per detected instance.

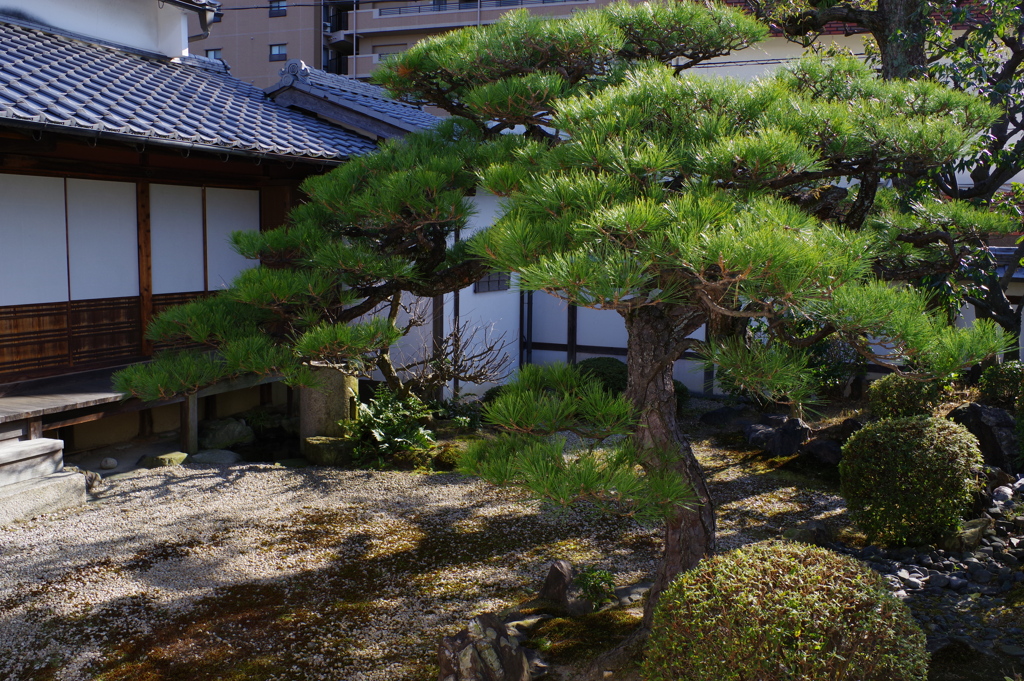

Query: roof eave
<box><xmin>0</xmin><ymin>117</ymin><xmax>351</xmax><ymax>167</ymax></box>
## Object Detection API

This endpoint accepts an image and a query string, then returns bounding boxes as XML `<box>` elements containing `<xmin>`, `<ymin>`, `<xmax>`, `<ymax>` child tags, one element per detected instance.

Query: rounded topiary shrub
<box><xmin>643</xmin><ymin>540</ymin><xmax>928</xmax><ymax>681</ymax></box>
<box><xmin>867</xmin><ymin>373</ymin><xmax>940</xmax><ymax>419</ymax></box>
<box><xmin>576</xmin><ymin>357</ymin><xmax>629</xmax><ymax>395</ymax></box>
<box><xmin>980</xmin><ymin>360</ymin><xmax>1024</xmax><ymax>408</ymax></box>
<box><xmin>840</xmin><ymin>417</ymin><xmax>982</xmax><ymax>545</ymax></box>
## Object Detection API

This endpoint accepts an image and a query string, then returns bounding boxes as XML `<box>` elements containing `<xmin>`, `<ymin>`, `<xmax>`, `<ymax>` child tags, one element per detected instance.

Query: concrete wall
<box><xmin>1</xmin><ymin>0</ymin><xmax>191</xmax><ymax>56</ymax></box>
<box><xmin>187</xmin><ymin>0</ymin><xmax>325</xmax><ymax>87</ymax></box>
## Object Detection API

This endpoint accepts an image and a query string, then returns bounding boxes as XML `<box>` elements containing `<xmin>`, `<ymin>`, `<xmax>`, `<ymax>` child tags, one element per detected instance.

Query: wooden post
<box><xmin>28</xmin><ymin>418</ymin><xmax>42</xmax><ymax>440</ymax></box>
<box><xmin>136</xmin><ymin>182</ymin><xmax>153</xmax><ymax>356</ymax></box>
<box><xmin>181</xmin><ymin>393</ymin><xmax>199</xmax><ymax>454</ymax></box>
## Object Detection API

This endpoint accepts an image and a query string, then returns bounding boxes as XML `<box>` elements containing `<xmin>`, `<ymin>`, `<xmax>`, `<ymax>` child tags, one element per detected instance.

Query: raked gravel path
<box><xmin>0</xmin><ymin>463</ymin><xmax>662</xmax><ymax>681</ymax></box>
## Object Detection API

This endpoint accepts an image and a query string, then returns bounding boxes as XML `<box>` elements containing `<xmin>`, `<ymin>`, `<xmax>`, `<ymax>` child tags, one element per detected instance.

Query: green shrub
<box><xmin>576</xmin><ymin>357</ymin><xmax>629</xmax><ymax>394</ymax></box>
<box><xmin>867</xmin><ymin>373</ymin><xmax>940</xmax><ymax>419</ymax></box>
<box><xmin>574</xmin><ymin>566</ymin><xmax>616</xmax><ymax>605</ymax></box>
<box><xmin>643</xmin><ymin>540</ymin><xmax>928</xmax><ymax>681</ymax></box>
<box><xmin>339</xmin><ymin>387</ymin><xmax>435</xmax><ymax>468</ymax></box>
<box><xmin>980</xmin><ymin>361</ymin><xmax>1024</xmax><ymax>407</ymax></box>
<box><xmin>809</xmin><ymin>338</ymin><xmax>866</xmax><ymax>398</ymax></box>
<box><xmin>480</xmin><ymin>384</ymin><xmax>507</xmax><ymax>404</ymax></box>
<box><xmin>840</xmin><ymin>417</ymin><xmax>982</xmax><ymax>545</ymax></box>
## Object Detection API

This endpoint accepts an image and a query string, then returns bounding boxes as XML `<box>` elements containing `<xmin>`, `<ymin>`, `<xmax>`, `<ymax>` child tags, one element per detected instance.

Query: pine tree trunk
<box><xmin>876</xmin><ymin>0</ymin><xmax>928</xmax><ymax>80</ymax></box>
<box><xmin>624</xmin><ymin>306</ymin><xmax>716</xmax><ymax>628</ymax></box>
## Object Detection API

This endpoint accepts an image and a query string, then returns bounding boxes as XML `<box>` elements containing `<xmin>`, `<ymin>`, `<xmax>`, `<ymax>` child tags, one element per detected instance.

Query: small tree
<box><xmin>377</xmin><ymin>3</ymin><xmax>1009</xmax><ymax>641</ymax></box>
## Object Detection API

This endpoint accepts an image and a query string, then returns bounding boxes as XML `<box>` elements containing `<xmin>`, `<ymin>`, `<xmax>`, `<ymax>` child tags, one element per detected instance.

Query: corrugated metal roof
<box><xmin>0</xmin><ymin>21</ymin><xmax>378</xmax><ymax>162</ymax></box>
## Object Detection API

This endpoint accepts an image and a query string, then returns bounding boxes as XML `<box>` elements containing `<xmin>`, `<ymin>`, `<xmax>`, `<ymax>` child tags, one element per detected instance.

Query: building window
<box><xmin>474</xmin><ymin>271</ymin><xmax>511</xmax><ymax>293</ymax></box>
<box><xmin>205</xmin><ymin>48</ymin><xmax>222</xmax><ymax>60</ymax></box>
<box><xmin>269</xmin><ymin>44</ymin><xmax>288</xmax><ymax>61</ymax></box>
<box><xmin>269</xmin><ymin>0</ymin><xmax>287</xmax><ymax>17</ymax></box>
<box><xmin>372</xmin><ymin>44</ymin><xmax>407</xmax><ymax>56</ymax></box>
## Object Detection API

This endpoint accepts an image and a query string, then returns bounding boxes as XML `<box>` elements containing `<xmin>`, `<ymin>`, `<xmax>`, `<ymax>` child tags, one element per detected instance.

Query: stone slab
<box><xmin>0</xmin><ymin>438</ymin><xmax>63</xmax><ymax>487</ymax></box>
<box><xmin>0</xmin><ymin>471</ymin><xmax>86</xmax><ymax>526</ymax></box>
<box><xmin>140</xmin><ymin>452</ymin><xmax>188</xmax><ymax>469</ymax></box>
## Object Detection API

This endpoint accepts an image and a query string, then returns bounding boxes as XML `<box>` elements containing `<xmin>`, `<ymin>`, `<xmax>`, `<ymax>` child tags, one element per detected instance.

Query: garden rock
<box><xmin>198</xmin><ymin>418</ymin><xmax>255</xmax><ymax>451</ymax></box>
<box><xmin>538</xmin><ymin>559</ymin><xmax>573</xmax><ymax>607</ymax></box>
<box><xmin>993</xmin><ymin>486</ymin><xmax>1014</xmax><ymax>503</ymax></box>
<box><xmin>438</xmin><ymin>613</ymin><xmax>530</xmax><ymax>681</ymax></box>
<box><xmin>799</xmin><ymin>438</ymin><xmax>844</xmax><ymax>467</ymax></box>
<box><xmin>947</xmin><ymin>403</ymin><xmax>1017</xmax><ymax>473</ymax></box>
<box><xmin>782</xmin><ymin>519</ymin><xmax>833</xmax><ymax>546</ymax></box>
<box><xmin>189</xmin><ymin>449</ymin><xmax>242</xmax><ymax>465</ymax></box>
<box><xmin>303</xmin><ymin>437</ymin><xmax>356</xmax><ymax>467</ymax></box>
<box><xmin>744</xmin><ymin>417</ymin><xmax>810</xmax><ymax>457</ymax></box>
<box><xmin>140</xmin><ymin>452</ymin><xmax>188</xmax><ymax>469</ymax></box>
<box><xmin>939</xmin><ymin>518</ymin><xmax>996</xmax><ymax>552</ymax></box>
<box><xmin>815</xmin><ymin>418</ymin><xmax>864</xmax><ymax>444</ymax></box>
<box><xmin>100</xmin><ymin>457</ymin><xmax>118</xmax><ymax>470</ymax></box>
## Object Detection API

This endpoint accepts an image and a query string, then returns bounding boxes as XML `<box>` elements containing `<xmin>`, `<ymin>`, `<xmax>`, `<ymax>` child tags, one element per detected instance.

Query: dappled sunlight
<box><xmin>0</xmin><ymin>463</ymin><xmax>661</xmax><ymax>681</ymax></box>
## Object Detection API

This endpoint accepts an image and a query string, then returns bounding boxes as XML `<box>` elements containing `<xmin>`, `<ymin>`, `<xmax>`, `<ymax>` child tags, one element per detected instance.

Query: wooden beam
<box><xmin>181</xmin><ymin>393</ymin><xmax>199</xmax><ymax>454</ymax></box>
<box><xmin>137</xmin><ymin>182</ymin><xmax>153</xmax><ymax>356</ymax></box>
<box><xmin>271</xmin><ymin>90</ymin><xmax>410</xmax><ymax>139</ymax></box>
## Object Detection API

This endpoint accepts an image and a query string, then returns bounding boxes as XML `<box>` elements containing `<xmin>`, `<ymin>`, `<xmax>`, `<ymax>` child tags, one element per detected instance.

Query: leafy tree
<box><xmin>377</xmin><ymin>2</ymin><xmax>1009</xmax><ymax>641</ymax></box>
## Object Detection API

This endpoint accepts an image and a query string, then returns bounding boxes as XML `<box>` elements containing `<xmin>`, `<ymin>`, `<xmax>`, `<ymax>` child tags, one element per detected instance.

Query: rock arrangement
<box><xmin>439</xmin><ymin>561</ymin><xmax>652</xmax><ymax>680</ymax></box>
<box><xmin>799</xmin><ymin>473</ymin><xmax>1024</xmax><ymax>658</ymax></box>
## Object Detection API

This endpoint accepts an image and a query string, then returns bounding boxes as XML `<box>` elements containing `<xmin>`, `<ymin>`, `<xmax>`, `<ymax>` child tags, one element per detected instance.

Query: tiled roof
<box><xmin>989</xmin><ymin>247</ymin><xmax>1024</xmax><ymax>281</ymax></box>
<box><xmin>0</xmin><ymin>20</ymin><xmax>377</xmax><ymax>161</ymax></box>
<box><xmin>268</xmin><ymin>60</ymin><xmax>440</xmax><ymax>133</ymax></box>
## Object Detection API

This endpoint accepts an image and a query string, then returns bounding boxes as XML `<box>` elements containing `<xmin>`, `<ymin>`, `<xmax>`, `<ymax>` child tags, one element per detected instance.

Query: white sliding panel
<box><xmin>0</xmin><ymin>174</ymin><xmax>69</xmax><ymax>306</ymax></box>
<box><xmin>66</xmin><ymin>179</ymin><xmax>138</xmax><ymax>300</ymax></box>
<box><xmin>151</xmin><ymin>184</ymin><xmax>205</xmax><ymax>294</ymax></box>
<box><xmin>205</xmin><ymin>187</ymin><xmax>259</xmax><ymax>290</ymax></box>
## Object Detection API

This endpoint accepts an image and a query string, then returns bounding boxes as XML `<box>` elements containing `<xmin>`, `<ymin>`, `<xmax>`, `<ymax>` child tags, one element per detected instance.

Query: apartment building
<box><xmin>192</xmin><ymin>0</ymin><xmax>778</xmax><ymax>86</ymax></box>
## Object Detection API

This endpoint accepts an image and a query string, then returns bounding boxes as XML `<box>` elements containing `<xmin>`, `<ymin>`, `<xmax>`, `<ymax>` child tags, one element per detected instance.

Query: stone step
<box><xmin>0</xmin><ymin>438</ymin><xmax>64</xmax><ymax>488</ymax></box>
<box><xmin>0</xmin><ymin>471</ymin><xmax>85</xmax><ymax>526</ymax></box>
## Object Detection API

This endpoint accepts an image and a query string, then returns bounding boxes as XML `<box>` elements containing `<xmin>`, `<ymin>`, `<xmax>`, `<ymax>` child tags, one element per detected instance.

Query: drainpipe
<box><xmin>188</xmin><ymin>8</ymin><xmax>222</xmax><ymax>43</ymax></box>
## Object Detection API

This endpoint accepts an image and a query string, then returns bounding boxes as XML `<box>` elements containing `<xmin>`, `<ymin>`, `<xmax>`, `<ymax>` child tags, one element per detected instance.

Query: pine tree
<box><xmin>377</xmin><ymin>2</ymin><xmax>1009</xmax><ymax>637</ymax></box>
<box><xmin>754</xmin><ymin>0</ymin><xmax>1024</xmax><ymax>355</ymax></box>
<box><xmin>115</xmin><ymin>121</ymin><xmax>494</xmax><ymax>401</ymax></box>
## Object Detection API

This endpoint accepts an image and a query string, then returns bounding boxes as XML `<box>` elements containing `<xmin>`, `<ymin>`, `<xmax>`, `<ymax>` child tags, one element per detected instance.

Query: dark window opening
<box><xmin>270</xmin><ymin>44</ymin><xmax>287</xmax><ymax>61</ymax></box>
<box><xmin>270</xmin><ymin>0</ymin><xmax>287</xmax><ymax>17</ymax></box>
<box><xmin>474</xmin><ymin>271</ymin><xmax>511</xmax><ymax>293</ymax></box>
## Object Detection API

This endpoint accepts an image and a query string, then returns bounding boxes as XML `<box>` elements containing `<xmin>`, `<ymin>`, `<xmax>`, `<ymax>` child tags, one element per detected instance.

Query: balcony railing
<box><xmin>379</xmin><ymin>0</ymin><xmax>574</xmax><ymax>16</ymax></box>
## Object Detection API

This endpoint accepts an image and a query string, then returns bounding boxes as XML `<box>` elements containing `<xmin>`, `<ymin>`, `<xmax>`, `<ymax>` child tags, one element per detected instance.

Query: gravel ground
<box><xmin>0</xmin><ymin>464</ymin><xmax>661</xmax><ymax>681</ymax></box>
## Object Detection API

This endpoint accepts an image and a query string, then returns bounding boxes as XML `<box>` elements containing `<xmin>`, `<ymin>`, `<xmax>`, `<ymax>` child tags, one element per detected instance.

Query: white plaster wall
<box><xmin>0</xmin><ymin>174</ymin><xmax>69</xmax><ymax>306</ymax></box>
<box><xmin>694</xmin><ymin>35</ymin><xmax>869</xmax><ymax>81</ymax></box>
<box><xmin>66</xmin><ymin>179</ymin><xmax>139</xmax><ymax>300</ymax></box>
<box><xmin>2</xmin><ymin>0</ymin><xmax>190</xmax><ymax>56</ymax></box>
<box><xmin>577</xmin><ymin>306</ymin><xmax>626</xmax><ymax>349</ymax></box>
<box><xmin>530</xmin><ymin>292</ymin><xmax>568</xmax><ymax>344</ymax></box>
<box><xmin>151</xmin><ymin>184</ymin><xmax>205</xmax><ymax>294</ymax></box>
<box><xmin>205</xmin><ymin>188</ymin><xmax>259</xmax><ymax>290</ymax></box>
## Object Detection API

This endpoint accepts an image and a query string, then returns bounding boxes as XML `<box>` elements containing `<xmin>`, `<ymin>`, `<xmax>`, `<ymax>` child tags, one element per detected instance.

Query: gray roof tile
<box><xmin>269</xmin><ymin>60</ymin><xmax>440</xmax><ymax>132</ymax></box>
<box><xmin>0</xmin><ymin>21</ymin><xmax>377</xmax><ymax>161</ymax></box>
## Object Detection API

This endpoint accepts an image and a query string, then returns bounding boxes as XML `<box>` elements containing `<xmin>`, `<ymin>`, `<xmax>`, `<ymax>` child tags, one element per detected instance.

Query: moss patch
<box><xmin>527</xmin><ymin>609</ymin><xmax>641</xmax><ymax>665</ymax></box>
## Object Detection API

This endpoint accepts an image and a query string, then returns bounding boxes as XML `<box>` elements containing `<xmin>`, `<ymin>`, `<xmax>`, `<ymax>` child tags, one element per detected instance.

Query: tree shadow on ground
<box><xmin>0</xmin><ymin>467</ymin><xmax>659</xmax><ymax>681</ymax></box>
